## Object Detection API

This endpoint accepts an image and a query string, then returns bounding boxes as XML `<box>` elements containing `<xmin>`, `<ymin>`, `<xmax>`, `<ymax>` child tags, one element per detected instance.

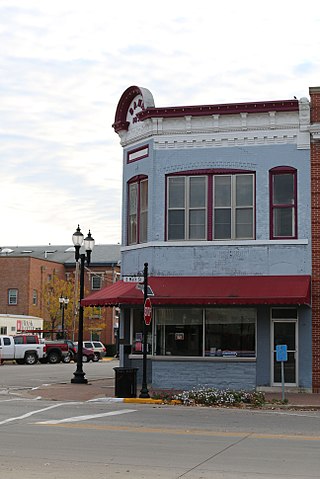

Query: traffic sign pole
<box><xmin>139</xmin><ymin>262</ymin><xmax>150</xmax><ymax>399</ymax></box>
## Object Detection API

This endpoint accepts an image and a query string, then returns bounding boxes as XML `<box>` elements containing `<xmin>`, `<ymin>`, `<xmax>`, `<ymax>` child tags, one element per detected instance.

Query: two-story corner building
<box><xmin>0</xmin><ymin>244</ymin><xmax>121</xmax><ymax>345</ymax></box>
<box><xmin>83</xmin><ymin>85</ymin><xmax>320</xmax><ymax>393</ymax></box>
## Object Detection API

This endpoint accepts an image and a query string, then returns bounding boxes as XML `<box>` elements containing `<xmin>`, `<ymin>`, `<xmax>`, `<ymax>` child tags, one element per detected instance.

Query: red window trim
<box><xmin>165</xmin><ymin>170</ymin><xmax>256</xmax><ymax>241</ymax></box>
<box><xmin>127</xmin><ymin>145</ymin><xmax>149</xmax><ymax>164</ymax></box>
<box><xmin>269</xmin><ymin>166</ymin><xmax>297</xmax><ymax>240</ymax></box>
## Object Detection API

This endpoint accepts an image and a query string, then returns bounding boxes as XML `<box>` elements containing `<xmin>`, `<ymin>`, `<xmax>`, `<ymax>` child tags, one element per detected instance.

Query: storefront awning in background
<box><xmin>81</xmin><ymin>275</ymin><xmax>311</xmax><ymax>307</ymax></box>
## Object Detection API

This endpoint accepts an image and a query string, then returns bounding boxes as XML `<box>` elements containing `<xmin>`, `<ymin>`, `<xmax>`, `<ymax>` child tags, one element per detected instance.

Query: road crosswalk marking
<box><xmin>36</xmin><ymin>408</ymin><xmax>137</xmax><ymax>424</ymax></box>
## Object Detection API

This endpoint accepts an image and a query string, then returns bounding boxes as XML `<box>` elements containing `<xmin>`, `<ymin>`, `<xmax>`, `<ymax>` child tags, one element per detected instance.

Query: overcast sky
<box><xmin>1</xmin><ymin>0</ymin><xmax>320</xmax><ymax>247</ymax></box>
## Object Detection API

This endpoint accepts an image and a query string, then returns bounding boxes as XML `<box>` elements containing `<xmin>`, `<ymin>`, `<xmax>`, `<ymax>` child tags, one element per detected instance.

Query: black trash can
<box><xmin>114</xmin><ymin>367</ymin><xmax>138</xmax><ymax>398</ymax></box>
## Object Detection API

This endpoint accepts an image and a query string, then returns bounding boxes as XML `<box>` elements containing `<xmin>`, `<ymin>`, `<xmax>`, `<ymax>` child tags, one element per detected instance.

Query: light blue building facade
<box><xmin>93</xmin><ymin>86</ymin><xmax>313</xmax><ymax>392</ymax></box>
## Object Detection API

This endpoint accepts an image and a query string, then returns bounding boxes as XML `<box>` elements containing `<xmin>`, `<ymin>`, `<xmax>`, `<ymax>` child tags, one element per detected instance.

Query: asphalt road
<box><xmin>1</xmin><ymin>363</ymin><xmax>320</xmax><ymax>478</ymax></box>
<box><xmin>0</xmin><ymin>358</ymin><xmax>117</xmax><ymax>391</ymax></box>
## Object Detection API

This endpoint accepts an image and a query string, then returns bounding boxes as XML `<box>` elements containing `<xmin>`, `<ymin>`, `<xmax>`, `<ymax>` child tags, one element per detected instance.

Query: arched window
<box><xmin>269</xmin><ymin>166</ymin><xmax>297</xmax><ymax>239</ymax></box>
<box><xmin>127</xmin><ymin>176</ymin><xmax>148</xmax><ymax>245</ymax></box>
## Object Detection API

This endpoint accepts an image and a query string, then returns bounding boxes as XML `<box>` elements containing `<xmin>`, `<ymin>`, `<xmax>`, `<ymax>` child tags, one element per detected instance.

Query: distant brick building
<box><xmin>0</xmin><ymin>244</ymin><xmax>120</xmax><ymax>345</ymax></box>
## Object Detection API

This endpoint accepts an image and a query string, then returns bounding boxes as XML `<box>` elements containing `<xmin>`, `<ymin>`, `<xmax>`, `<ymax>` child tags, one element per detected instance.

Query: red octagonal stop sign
<box><xmin>144</xmin><ymin>297</ymin><xmax>152</xmax><ymax>326</ymax></box>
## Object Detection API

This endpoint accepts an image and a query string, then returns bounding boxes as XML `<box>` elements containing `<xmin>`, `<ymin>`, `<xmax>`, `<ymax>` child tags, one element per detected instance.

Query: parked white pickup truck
<box><xmin>0</xmin><ymin>334</ymin><xmax>46</xmax><ymax>365</ymax></box>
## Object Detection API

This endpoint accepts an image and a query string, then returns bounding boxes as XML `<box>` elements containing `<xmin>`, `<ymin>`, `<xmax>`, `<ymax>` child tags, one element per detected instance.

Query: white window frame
<box><xmin>8</xmin><ymin>288</ymin><xmax>18</xmax><ymax>305</ymax></box>
<box><xmin>167</xmin><ymin>176</ymin><xmax>207</xmax><ymax>241</ymax></box>
<box><xmin>213</xmin><ymin>174</ymin><xmax>254</xmax><ymax>240</ymax></box>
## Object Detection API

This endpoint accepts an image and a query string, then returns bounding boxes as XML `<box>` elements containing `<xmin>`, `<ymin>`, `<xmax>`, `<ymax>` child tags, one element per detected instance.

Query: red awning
<box><xmin>81</xmin><ymin>275</ymin><xmax>311</xmax><ymax>307</ymax></box>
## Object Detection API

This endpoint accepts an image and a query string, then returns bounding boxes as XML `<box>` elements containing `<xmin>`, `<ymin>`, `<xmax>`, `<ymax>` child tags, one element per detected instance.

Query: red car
<box><xmin>63</xmin><ymin>340</ymin><xmax>98</xmax><ymax>363</ymax></box>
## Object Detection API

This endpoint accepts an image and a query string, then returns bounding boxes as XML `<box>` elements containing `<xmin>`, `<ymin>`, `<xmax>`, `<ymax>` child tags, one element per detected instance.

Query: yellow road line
<box><xmin>35</xmin><ymin>423</ymin><xmax>320</xmax><ymax>441</ymax></box>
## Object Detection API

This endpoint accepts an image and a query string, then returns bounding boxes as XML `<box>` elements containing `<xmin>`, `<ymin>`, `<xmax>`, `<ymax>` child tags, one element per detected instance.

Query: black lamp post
<box><xmin>71</xmin><ymin>225</ymin><xmax>95</xmax><ymax>384</ymax></box>
<box><xmin>59</xmin><ymin>295</ymin><xmax>69</xmax><ymax>339</ymax></box>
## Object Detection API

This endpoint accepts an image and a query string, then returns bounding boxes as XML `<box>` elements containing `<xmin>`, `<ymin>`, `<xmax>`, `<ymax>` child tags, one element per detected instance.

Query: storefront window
<box><xmin>131</xmin><ymin>309</ymin><xmax>152</xmax><ymax>354</ymax></box>
<box><xmin>205</xmin><ymin>308</ymin><xmax>256</xmax><ymax>357</ymax></box>
<box><xmin>131</xmin><ymin>307</ymin><xmax>256</xmax><ymax>358</ymax></box>
<box><xmin>155</xmin><ymin>308</ymin><xmax>203</xmax><ymax>356</ymax></box>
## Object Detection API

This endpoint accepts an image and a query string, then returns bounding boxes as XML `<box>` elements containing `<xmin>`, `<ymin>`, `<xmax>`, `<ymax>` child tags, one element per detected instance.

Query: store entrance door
<box><xmin>272</xmin><ymin>320</ymin><xmax>297</xmax><ymax>386</ymax></box>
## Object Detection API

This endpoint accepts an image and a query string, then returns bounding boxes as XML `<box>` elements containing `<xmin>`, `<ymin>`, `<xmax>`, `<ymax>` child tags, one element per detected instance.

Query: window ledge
<box><xmin>129</xmin><ymin>354</ymin><xmax>256</xmax><ymax>362</ymax></box>
<box><xmin>122</xmin><ymin>239</ymin><xmax>308</xmax><ymax>251</ymax></box>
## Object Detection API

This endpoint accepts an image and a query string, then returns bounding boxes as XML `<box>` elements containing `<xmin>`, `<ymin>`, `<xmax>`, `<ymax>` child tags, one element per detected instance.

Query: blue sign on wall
<box><xmin>276</xmin><ymin>344</ymin><xmax>288</xmax><ymax>362</ymax></box>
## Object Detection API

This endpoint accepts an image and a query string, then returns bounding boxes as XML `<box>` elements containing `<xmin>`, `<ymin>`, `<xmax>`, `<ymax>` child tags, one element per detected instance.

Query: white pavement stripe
<box><xmin>0</xmin><ymin>403</ymin><xmax>76</xmax><ymax>425</ymax></box>
<box><xmin>36</xmin><ymin>408</ymin><xmax>137</xmax><ymax>424</ymax></box>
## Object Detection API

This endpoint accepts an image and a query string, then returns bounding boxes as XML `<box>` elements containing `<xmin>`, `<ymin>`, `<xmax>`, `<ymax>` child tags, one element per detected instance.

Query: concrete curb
<box><xmin>88</xmin><ymin>397</ymin><xmax>320</xmax><ymax>409</ymax></box>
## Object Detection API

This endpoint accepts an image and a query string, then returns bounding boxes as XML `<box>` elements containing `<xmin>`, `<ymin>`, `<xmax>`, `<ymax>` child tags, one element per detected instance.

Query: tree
<box><xmin>42</xmin><ymin>276</ymin><xmax>75</xmax><ymax>339</ymax></box>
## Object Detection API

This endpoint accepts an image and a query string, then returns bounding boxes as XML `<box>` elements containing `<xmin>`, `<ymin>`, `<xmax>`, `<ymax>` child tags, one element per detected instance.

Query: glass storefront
<box><xmin>131</xmin><ymin>307</ymin><xmax>256</xmax><ymax>358</ymax></box>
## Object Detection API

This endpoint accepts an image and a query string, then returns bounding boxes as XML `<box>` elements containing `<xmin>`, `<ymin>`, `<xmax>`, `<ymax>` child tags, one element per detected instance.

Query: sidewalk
<box><xmin>19</xmin><ymin>379</ymin><xmax>320</xmax><ymax>408</ymax></box>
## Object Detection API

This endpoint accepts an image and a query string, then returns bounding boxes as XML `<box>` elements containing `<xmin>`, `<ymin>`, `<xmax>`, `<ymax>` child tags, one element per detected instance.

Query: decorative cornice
<box><xmin>310</xmin><ymin>123</ymin><xmax>320</xmax><ymax>140</ymax></box>
<box><xmin>138</xmin><ymin>99</ymin><xmax>299</xmax><ymax>120</ymax></box>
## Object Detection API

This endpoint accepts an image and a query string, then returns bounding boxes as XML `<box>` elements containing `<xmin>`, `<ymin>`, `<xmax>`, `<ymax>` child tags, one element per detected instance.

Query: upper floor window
<box><xmin>270</xmin><ymin>167</ymin><xmax>297</xmax><ymax>239</ymax></box>
<box><xmin>167</xmin><ymin>176</ymin><xmax>207</xmax><ymax>240</ymax></box>
<box><xmin>8</xmin><ymin>288</ymin><xmax>18</xmax><ymax>305</ymax></box>
<box><xmin>32</xmin><ymin>289</ymin><xmax>38</xmax><ymax>306</ymax></box>
<box><xmin>91</xmin><ymin>274</ymin><xmax>102</xmax><ymax>290</ymax></box>
<box><xmin>128</xmin><ymin>177</ymin><xmax>148</xmax><ymax>245</ymax></box>
<box><xmin>167</xmin><ymin>173</ymin><xmax>254</xmax><ymax>241</ymax></box>
<box><xmin>214</xmin><ymin>175</ymin><xmax>254</xmax><ymax>240</ymax></box>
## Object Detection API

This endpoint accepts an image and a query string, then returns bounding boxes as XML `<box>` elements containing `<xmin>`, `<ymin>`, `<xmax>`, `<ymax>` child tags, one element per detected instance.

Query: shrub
<box><xmin>173</xmin><ymin>387</ymin><xmax>265</xmax><ymax>407</ymax></box>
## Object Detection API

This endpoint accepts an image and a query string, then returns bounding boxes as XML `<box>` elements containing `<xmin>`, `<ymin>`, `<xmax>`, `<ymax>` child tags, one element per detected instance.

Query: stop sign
<box><xmin>144</xmin><ymin>297</ymin><xmax>152</xmax><ymax>325</ymax></box>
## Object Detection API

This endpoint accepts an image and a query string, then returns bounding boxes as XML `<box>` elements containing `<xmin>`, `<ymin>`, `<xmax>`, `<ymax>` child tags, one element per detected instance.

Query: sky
<box><xmin>1</xmin><ymin>0</ymin><xmax>320</xmax><ymax>247</ymax></box>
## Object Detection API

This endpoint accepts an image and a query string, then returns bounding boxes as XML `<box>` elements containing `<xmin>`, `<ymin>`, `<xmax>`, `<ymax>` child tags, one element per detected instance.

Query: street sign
<box><xmin>276</xmin><ymin>344</ymin><xmax>288</xmax><ymax>362</ymax></box>
<box><xmin>123</xmin><ymin>276</ymin><xmax>144</xmax><ymax>283</ymax></box>
<box><xmin>144</xmin><ymin>297</ymin><xmax>152</xmax><ymax>326</ymax></box>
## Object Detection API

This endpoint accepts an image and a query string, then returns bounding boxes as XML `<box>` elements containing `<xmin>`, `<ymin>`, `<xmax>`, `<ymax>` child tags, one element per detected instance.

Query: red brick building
<box><xmin>0</xmin><ymin>244</ymin><xmax>120</xmax><ymax>346</ymax></box>
<box><xmin>310</xmin><ymin>86</ymin><xmax>320</xmax><ymax>392</ymax></box>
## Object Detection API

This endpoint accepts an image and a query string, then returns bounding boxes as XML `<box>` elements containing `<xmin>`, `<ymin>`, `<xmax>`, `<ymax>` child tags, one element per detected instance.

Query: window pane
<box><xmin>273</xmin><ymin>207</ymin><xmax>294</xmax><ymax>237</ymax></box>
<box><xmin>140</xmin><ymin>179</ymin><xmax>148</xmax><ymax>243</ymax></box>
<box><xmin>236</xmin><ymin>208</ymin><xmax>253</xmax><ymax>238</ymax></box>
<box><xmin>189</xmin><ymin>210</ymin><xmax>206</xmax><ymax>239</ymax></box>
<box><xmin>205</xmin><ymin>308</ymin><xmax>256</xmax><ymax>357</ymax></box>
<box><xmin>168</xmin><ymin>210</ymin><xmax>185</xmax><ymax>240</ymax></box>
<box><xmin>8</xmin><ymin>289</ymin><xmax>18</xmax><ymax>305</ymax></box>
<box><xmin>214</xmin><ymin>209</ymin><xmax>231</xmax><ymax>239</ymax></box>
<box><xmin>140</xmin><ymin>180</ymin><xmax>148</xmax><ymax>210</ymax></box>
<box><xmin>273</xmin><ymin>174</ymin><xmax>294</xmax><ymax>205</ymax></box>
<box><xmin>128</xmin><ymin>183</ymin><xmax>137</xmax><ymax>244</ymax></box>
<box><xmin>215</xmin><ymin>176</ymin><xmax>231</xmax><ymax>207</ymax></box>
<box><xmin>129</xmin><ymin>183</ymin><xmax>137</xmax><ymax>213</ymax></box>
<box><xmin>155</xmin><ymin>308</ymin><xmax>203</xmax><ymax>356</ymax></box>
<box><xmin>169</xmin><ymin>177</ymin><xmax>185</xmax><ymax>208</ymax></box>
<box><xmin>132</xmin><ymin>309</ymin><xmax>152</xmax><ymax>354</ymax></box>
<box><xmin>189</xmin><ymin>177</ymin><xmax>206</xmax><ymax>207</ymax></box>
<box><xmin>236</xmin><ymin>175</ymin><xmax>253</xmax><ymax>206</ymax></box>
<box><xmin>140</xmin><ymin>211</ymin><xmax>148</xmax><ymax>243</ymax></box>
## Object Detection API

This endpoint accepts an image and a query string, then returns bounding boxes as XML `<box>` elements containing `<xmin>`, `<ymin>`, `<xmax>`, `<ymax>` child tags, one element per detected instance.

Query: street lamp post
<box><xmin>71</xmin><ymin>225</ymin><xmax>95</xmax><ymax>384</ymax></box>
<box><xmin>59</xmin><ymin>295</ymin><xmax>69</xmax><ymax>339</ymax></box>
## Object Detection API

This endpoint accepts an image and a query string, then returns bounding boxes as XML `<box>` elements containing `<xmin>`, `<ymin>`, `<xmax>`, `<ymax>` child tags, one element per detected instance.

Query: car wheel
<box><xmin>63</xmin><ymin>354</ymin><xmax>71</xmax><ymax>363</ymax></box>
<box><xmin>48</xmin><ymin>352</ymin><xmax>61</xmax><ymax>364</ymax></box>
<box><xmin>82</xmin><ymin>355</ymin><xmax>88</xmax><ymax>363</ymax></box>
<box><xmin>24</xmin><ymin>353</ymin><xmax>37</xmax><ymax>365</ymax></box>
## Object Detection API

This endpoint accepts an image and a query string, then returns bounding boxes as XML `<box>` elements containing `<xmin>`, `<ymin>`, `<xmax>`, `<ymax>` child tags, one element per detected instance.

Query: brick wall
<box><xmin>0</xmin><ymin>257</ymin><xmax>65</xmax><ymax>319</ymax></box>
<box><xmin>310</xmin><ymin>86</ymin><xmax>320</xmax><ymax>392</ymax></box>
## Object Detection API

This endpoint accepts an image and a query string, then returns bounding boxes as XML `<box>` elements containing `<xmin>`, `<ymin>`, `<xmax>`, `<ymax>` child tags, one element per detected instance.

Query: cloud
<box><xmin>1</xmin><ymin>0</ymin><xmax>320</xmax><ymax>245</ymax></box>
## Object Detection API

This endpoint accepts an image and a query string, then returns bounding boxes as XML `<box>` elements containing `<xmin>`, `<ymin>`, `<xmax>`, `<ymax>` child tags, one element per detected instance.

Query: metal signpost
<box><xmin>276</xmin><ymin>344</ymin><xmax>288</xmax><ymax>401</ymax></box>
<box><xmin>139</xmin><ymin>262</ymin><xmax>151</xmax><ymax>398</ymax></box>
